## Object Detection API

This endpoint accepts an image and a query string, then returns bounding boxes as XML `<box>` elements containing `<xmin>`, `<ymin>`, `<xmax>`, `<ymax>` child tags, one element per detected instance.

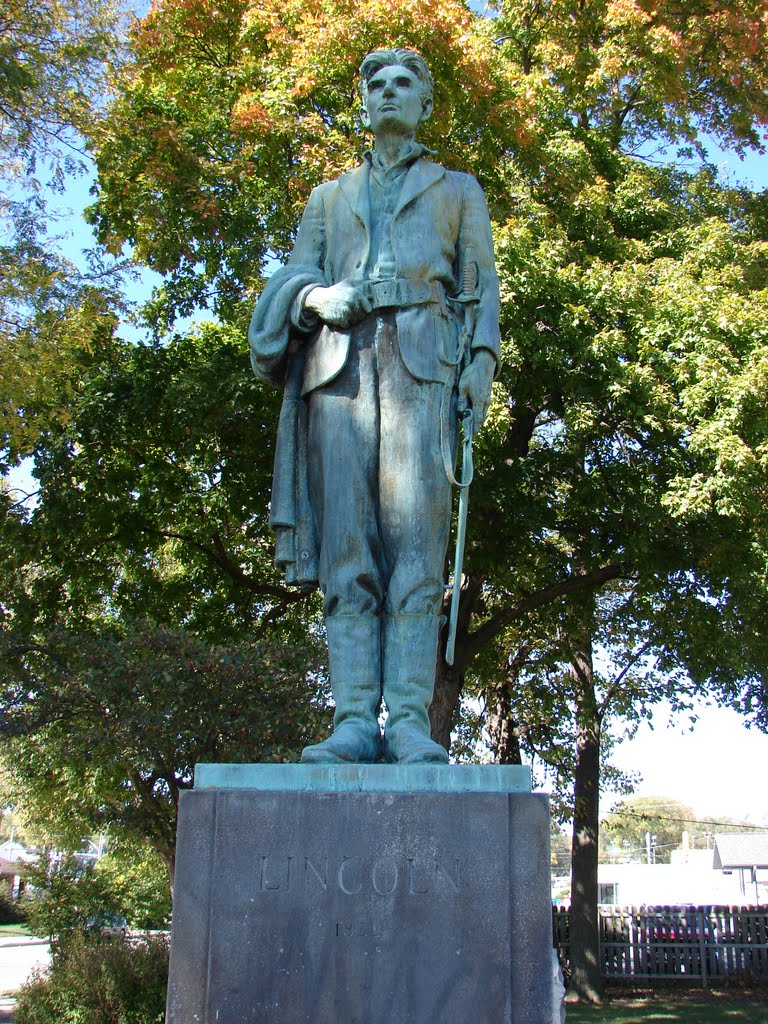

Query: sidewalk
<box><xmin>0</xmin><ymin>934</ymin><xmax>51</xmax><ymax>1020</ymax></box>
<box><xmin>0</xmin><ymin>935</ymin><xmax>46</xmax><ymax>949</ymax></box>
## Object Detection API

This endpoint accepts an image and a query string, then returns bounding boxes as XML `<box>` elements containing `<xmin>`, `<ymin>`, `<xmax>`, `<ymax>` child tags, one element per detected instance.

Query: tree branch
<box><xmin>598</xmin><ymin>635</ymin><xmax>657</xmax><ymax>716</ymax></box>
<box><xmin>465</xmin><ymin>563</ymin><xmax>632</xmax><ymax>663</ymax></box>
<box><xmin>154</xmin><ymin>528</ymin><xmax>304</xmax><ymax>601</ymax></box>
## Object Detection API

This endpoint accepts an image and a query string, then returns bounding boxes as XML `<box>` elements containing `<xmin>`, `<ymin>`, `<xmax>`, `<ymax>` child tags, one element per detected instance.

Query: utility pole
<box><xmin>645</xmin><ymin>832</ymin><xmax>657</xmax><ymax>865</ymax></box>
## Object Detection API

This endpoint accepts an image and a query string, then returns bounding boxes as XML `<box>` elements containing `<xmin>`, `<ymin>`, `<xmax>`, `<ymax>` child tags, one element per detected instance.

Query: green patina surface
<box><xmin>194</xmin><ymin>762</ymin><xmax>532</xmax><ymax>793</ymax></box>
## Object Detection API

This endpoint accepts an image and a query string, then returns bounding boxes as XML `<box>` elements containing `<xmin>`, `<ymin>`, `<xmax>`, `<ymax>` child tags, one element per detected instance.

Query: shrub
<box><xmin>14</xmin><ymin>932</ymin><xmax>169</xmax><ymax>1024</ymax></box>
<box><xmin>95</xmin><ymin>845</ymin><xmax>171</xmax><ymax>931</ymax></box>
<box><xmin>23</xmin><ymin>856</ymin><xmax>122</xmax><ymax>955</ymax></box>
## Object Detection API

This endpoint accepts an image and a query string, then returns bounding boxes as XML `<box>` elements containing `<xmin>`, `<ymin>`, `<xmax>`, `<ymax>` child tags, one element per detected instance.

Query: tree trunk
<box><xmin>431</xmin><ymin>572</ymin><xmax>485</xmax><ymax>750</ymax></box>
<box><xmin>430</xmin><ymin>652</ymin><xmax>463</xmax><ymax>750</ymax></box>
<box><xmin>486</xmin><ymin>679</ymin><xmax>523</xmax><ymax>764</ymax></box>
<box><xmin>485</xmin><ymin>645</ymin><xmax>531</xmax><ymax>764</ymax></box>
<box><xmin>566</xmin><ymin>632</ymin><xmax>603</xmax><ymax>1003</ymax></box>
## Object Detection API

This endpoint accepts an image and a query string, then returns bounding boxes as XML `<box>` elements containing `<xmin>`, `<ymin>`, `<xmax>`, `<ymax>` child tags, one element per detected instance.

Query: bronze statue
<box><xmin>249</xmin><ymin>48</ymin><xmax>500</xmax><ymax>764</ymax></box>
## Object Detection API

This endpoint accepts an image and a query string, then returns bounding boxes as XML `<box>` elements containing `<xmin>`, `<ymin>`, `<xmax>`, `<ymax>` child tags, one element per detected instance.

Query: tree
<box><xmin>0</xmin><ymin>321</ymin><xmax>308</xmax><ymax>637</ymax></box>
<box><xmin>447</xmin><ymin>0</ymin><xmax>768</xmax><ymax>998</ymax></box>
<box><xmin>0</xmin><ymin>264</ymin><xmax>122</xmax><ymax>470</ymax></box>
<box><xmin>87</xmin><ymin>0</ymin><xmax>503</xmax><ymax>326</ymax></box>
<box><xmin>601</xmin><ymin>795</ymin><xmax>764</xmax><ymax>865</ymax></box>
<box><xmin>0</xmin><ymin>0</ymin><xmax>126</xmax><ymax>469</ymax></box>
<box><xmin>0</xmin><ymin>622</ymin><xmax>328</xmax><ymax>885</ymax></box>
<box><xmin>551</xmin><ymin>821</ymin><xmax>571</xmax><ymax>874</ymax></box>
<box><xmin>601</xmin><ymin>797</ymin><xmax>698</xmax><ymax>864</ymax></box>
<box><xmin>0</xmin><ymin>0</ymin><xmax>122</xmax><ymax>169</ymax></box>
<box><xmin>0</xmin><ymin>0</ymin><xmax>334</xmax><ymax>925</ymax></box>
<box><xmin>95</xmin><ymin>841</ymin><xmax>173</xmax><ymax>930</ymax></box>
<box><xmin>458</xmin><ymin>156</ymin><xmax>768</xmax><ymax>999</ymax></box>
<box><xmin>0</xmin><ymin>801</ymin><xmax>29</xmax><ymax>846</ymax></box>
<box><xmin>22</xmin><ymin>854</ymin><xmax>122</xmax><ymax>956</ymax></box>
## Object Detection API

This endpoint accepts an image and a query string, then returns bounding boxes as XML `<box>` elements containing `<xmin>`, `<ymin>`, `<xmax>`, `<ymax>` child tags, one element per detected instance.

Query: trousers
<box><xmin>307</xmin><ymin>311</ymin><xmax>455</xmax><ymax>619</ymax></box>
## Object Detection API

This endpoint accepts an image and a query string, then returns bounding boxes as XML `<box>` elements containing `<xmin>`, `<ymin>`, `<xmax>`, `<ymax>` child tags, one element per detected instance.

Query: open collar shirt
<box><xmin>363</xmin><ymin>141</ymin><xmax>434</xmax><ymax>281</ymax></box>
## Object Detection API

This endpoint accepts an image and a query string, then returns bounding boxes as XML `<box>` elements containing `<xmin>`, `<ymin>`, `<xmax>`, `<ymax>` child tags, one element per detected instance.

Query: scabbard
<box><xmin>446</xmin><ymin>483</ymin><xmax>469</xmax><ymax>667</ymax></box>
<box><xmin>445</xmin><ymin>408</ymin><xmax>474</xmax><ymax>667</ymax></box>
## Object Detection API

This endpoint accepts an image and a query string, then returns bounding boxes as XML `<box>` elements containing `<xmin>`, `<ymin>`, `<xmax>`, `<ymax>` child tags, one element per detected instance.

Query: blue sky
<box><xmin>701</xmin><ymin>136</ymin><xmax>768</xmax><ymax>190</ymax></box>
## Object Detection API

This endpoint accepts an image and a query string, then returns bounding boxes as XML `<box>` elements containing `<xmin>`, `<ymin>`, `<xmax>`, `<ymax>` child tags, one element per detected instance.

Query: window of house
<box><xmin>598</xmin><ymin>882</ymin><xmax>618</xmax><ymax>905</ymax></box>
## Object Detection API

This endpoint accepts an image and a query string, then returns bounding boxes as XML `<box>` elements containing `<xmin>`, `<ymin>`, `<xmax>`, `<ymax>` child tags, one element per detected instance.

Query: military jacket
<box><xmin>288</xmin><ymin>157</ymin><xmax>500</xmax><ymax>395</ymax></box>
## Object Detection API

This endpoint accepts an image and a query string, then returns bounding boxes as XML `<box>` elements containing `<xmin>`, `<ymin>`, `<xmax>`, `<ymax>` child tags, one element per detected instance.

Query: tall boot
<box><xmin>301</xmin><ymin>614</ymin><xmax>383</xmax><ymax>764</ymax></box>
<box><xmin>382</xmin><ymin>613</ymin><xmax>449</xmax><ymax>765</ymax></box>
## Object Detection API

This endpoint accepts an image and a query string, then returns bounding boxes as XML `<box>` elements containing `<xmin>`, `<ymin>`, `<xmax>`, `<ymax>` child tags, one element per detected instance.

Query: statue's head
<box><xmin>359</xmin><ymin>48</ymin><xmax>434</xmax><ymax>133</ymax></box>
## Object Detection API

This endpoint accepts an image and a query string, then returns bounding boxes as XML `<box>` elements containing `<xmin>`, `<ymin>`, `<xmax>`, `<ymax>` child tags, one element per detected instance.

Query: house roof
<box><xmin>0</xmin><ymin>841</ymin><xmax>33</xmax><ymax>863</ymax></box>
<box><xmin>713</xmin><ymin>833</ymin><xmax>768</xmax><ymax>869</ymax></box>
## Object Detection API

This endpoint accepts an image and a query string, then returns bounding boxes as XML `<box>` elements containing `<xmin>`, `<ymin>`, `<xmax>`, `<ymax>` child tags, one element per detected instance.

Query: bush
<box><xmin>14</xmin><ymin>932</ymin><xmax>169</xmax><ymax>1024</ymax></box>
<box><xmin>23</xmin><ymin>856</ymin><xmax>122</xmax><ymax>955</ymax></box>
<box><xmin>23</xmin><ymin>843</ymin><xmax>171</xmax><ymax>941</ymax></box>
<box><xmin>95</xmin><ymin>846</ymin><xmax>171</xmax><ymax>931</ymax></box>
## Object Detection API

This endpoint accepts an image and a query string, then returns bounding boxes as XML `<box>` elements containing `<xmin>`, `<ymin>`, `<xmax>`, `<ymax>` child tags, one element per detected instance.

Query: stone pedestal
<box><xmin>166</xmin><ymin>765</ymin><xmax>553</xmax><ymax>1024</ymax></box>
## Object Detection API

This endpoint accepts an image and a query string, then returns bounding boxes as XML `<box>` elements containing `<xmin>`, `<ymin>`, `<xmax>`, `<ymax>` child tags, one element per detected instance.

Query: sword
<box><xmin>445</xmin><ymin>252</ymin><xmax>479</xmax><ymax>667</ymax></box>
<box><xmin>445</xmin><ymin>406</ymin><xmax>474</xmax><ymax>666</ymax></box>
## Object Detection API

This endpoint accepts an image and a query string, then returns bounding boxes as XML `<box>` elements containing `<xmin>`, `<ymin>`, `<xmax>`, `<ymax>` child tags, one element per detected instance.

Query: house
<box><xmin>0</xmin><ymin>838</ymin><xmax>29</xmax><ymax>862</ymax></box>
<box><xmin>589</xmin><ymin>833</ymin><xmax>768</xmax><ymax>907</ymax></box>
<box><xmin>595</xmin><ymin>860</ymin><xmax>745</xmax><ymax>906</ymax></box>
<box><xmin>0</xmin><ymin>839</ymin><xmax>34</xmax><ymax>898</ymax></box>
<box><xmin>713</xmin><ymin>833</ymin><xmax>768</xmax><ymax>904</ymax></box>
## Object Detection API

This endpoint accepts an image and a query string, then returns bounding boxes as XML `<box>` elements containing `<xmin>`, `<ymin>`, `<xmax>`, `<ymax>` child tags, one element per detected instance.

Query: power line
<box><xmin>608</xmin><ymin>809</ymin><xmax>768</xmax><ymax>832</ymax></box>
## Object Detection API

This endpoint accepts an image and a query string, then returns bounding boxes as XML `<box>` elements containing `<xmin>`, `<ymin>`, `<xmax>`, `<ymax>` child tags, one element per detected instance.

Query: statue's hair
<box><xmin>359</xmin><ymin>48</ymin><xmax>434</xmax><ymax>110</ymax></box>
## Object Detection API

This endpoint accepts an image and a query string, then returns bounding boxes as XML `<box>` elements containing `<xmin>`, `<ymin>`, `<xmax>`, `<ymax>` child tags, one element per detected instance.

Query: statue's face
<box><xmin>363</xmin><ymin>64</ymin><xmax>431</xmax><ymax>135</ymax></box>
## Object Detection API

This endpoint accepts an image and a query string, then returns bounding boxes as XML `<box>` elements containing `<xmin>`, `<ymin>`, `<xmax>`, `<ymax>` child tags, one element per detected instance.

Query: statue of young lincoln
<box><xmin>249</xmin><ymin>47</ymin><xmax>500</xmax><ymax>765</ymax></box>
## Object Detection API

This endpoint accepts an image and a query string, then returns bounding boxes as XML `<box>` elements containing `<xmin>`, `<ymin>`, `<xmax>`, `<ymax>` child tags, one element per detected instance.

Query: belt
<box><xmin>362</xmin><ymin>278</ymin><xmax>446</xmax><ymax>311</ymax></box>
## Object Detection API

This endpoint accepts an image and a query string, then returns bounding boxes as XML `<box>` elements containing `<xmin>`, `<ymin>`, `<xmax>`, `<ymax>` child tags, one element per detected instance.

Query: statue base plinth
<box><xmin>166</xmin><ymin>764</ymin><xmax>554</xmax><ymax>1023</ymax></box>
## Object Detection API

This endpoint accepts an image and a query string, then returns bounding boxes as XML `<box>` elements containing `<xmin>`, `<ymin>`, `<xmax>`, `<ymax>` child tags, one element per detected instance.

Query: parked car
<box><xmin>85</xmin><ymin>913</ymin><xmax>128</xmax><ymax>938</ymax></box>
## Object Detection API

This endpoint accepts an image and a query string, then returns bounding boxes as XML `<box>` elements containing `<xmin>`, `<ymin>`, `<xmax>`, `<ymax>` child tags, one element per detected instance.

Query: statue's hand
<box><xmin>304</xmin><ymin>282</ymin><xmax>372</xmax><ymax>328</ymax></box>
<box><xmin>458</xmin><ymin>349</ymin><xmax>496</xmax><ymax>429</ymax></box>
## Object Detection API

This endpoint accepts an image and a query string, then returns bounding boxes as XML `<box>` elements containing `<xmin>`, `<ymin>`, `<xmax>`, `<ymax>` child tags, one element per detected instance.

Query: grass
<box><xmin>565</xmin><ymin>992</ymin><xmax>768</xmax><ymax>1023</ymax></box>
<box><xmin>0</xmin><ymin>924</ymin><xmax>31</xmax><ymax>937</ymax></box>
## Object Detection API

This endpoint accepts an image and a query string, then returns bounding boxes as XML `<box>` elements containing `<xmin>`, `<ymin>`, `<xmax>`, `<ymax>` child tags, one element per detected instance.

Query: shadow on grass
<box><xmin>564</xmin><ymin>992</ymin><xmax>768</xmax><ymax>1024</ymax></box>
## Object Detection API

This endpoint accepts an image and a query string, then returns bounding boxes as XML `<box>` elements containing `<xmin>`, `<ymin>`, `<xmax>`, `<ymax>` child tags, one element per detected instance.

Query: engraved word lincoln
<box><xmin>249</xmin><ymin>48</ymin><xmax>500</xmax><ymax>764</ymax></box>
